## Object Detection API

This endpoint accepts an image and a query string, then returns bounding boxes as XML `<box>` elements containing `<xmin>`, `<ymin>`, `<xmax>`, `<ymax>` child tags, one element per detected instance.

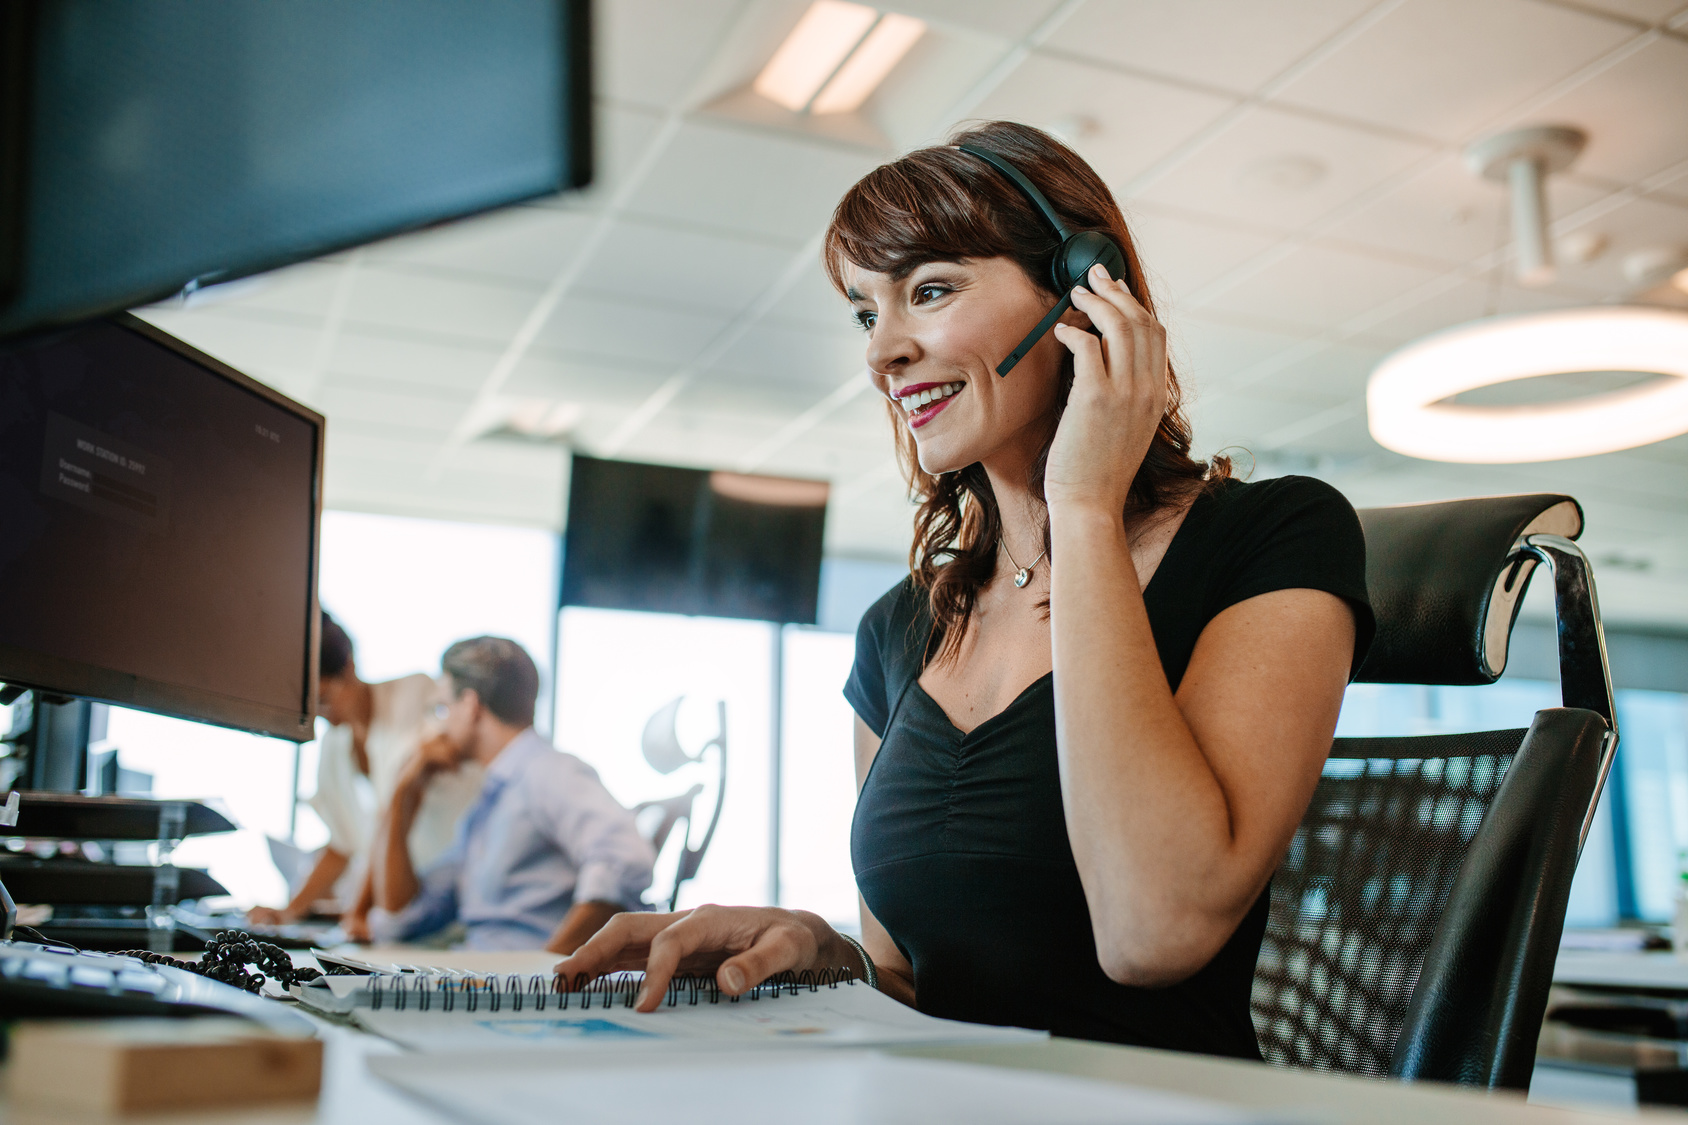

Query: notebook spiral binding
<box><xmin>363</xmin><ymin>967</ymin><xmax>862</xmax><ymax>1014</ymax></box>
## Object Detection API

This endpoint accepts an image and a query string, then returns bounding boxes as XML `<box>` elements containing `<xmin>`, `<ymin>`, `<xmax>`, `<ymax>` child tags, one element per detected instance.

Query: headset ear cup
<box><xmin>1052</xmin><ymin>231</ymin><xmax>1128</xmax><ymax>292</ymax></box>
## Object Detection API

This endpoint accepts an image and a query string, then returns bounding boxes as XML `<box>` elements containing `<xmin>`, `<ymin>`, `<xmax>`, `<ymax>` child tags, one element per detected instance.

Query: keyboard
<box><xmin>0</xmin><ymin>940</ymin><xmax>313</xmax><ymax>1033</ymax></box>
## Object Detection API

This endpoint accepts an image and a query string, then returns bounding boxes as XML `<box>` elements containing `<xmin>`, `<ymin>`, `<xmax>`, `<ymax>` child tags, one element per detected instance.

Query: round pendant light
<box><xmin>1366</xmin><ymin>305</ymin><xmax>1688</xmax><ymax>463</ymax></box>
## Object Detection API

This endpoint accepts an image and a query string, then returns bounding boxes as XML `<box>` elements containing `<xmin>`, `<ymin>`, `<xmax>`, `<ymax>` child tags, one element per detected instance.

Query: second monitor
<box><xmin>562</xmin><ymin>456</ymin><xmax>828</xmax><ymax>626</ymax></box>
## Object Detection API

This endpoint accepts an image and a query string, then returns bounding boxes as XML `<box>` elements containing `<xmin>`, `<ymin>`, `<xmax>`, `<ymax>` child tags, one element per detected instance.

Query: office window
<box><xmin>1335</xmin><ymin>678</ymin><xmax>1621</xmax><ymax>928</ymax></box>
<box><xmin>779</xmin><ymin>628</ymin><xmax>859</xmax><ymax>926</ymax></box>
<box><xmin>554</xmin><ymin>607</ymin><xmax>775</xmax><ymax>909</ymax></box>
<box><xmin>1614</xmin><ymin>689</ymin><xmax>1688</xmax><ymax>922</ymax></box>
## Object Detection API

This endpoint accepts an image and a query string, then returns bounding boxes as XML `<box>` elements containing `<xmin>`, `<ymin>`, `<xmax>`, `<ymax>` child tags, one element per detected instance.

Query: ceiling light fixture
<box><xmin>753</xmin><ymin>1</ymin><xmax>924</xmax><ymax>115</ymax></box>
<box><xmin>809</xmin><ymin>12</ymin><xmax>925</xmax><ymax>114</ymax></box>
<box><xmin>1367</xmin><ymin>306</ymin><xmax>1688</xmax><ymax>463</ymax></box>
<box><xmin>1463</xmin><ymin>125</ymin><xmax>1586</xmax><ymax>287</ymax></box>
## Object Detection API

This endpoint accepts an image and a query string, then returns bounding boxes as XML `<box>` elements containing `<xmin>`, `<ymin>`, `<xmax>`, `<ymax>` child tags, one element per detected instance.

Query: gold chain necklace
<box><xmin>1000</xmin><ymin>536</ymin><xmax>1048</xmax><ymax>589</ymax></box>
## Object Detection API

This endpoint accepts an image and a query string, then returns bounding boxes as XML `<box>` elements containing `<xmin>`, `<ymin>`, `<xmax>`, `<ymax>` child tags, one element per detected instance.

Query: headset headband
<box><xmin>956</xmin><ymin>144</ymin><xmax>1073</xmax><ymax>241</ymax></box>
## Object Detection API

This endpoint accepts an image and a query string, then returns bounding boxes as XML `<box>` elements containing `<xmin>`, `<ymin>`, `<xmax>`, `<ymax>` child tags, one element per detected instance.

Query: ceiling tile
<box><xmin>670</xmin><ymin>371</ymin><xmax>817</xmax><ymax>426</ymax></box>
<box><xmin>344</xmin><ymin>267</ymin><xmax>538</xmax><ymax>345</ymax></box>
<box><xmin>1185</xmin><ymin>389</ymin><xmax>1335</xmax><ymax>449</ymax></box>
<box><xmin>598</xmin><ymin>0</ymin><xmax>745</xmax><ymax>111</ymax></box>
<box><xmin>1555</xmin><ymin>0</ymin><xmax>1687</xmax><ymax>26</ymax></box>
<box><xmin>326</xmin><ymin>329</ymin><xmax>502</xmax><ymax>394</ymax></box>
<box><xmin>187</xmin><ymin>260</ymin><xmax>348</xmax><ymax>321</ymax></box>
<box><xmin>1127</xmin><ymin>209</ymin><xmax>1281</xmax><ymax>311</ymax></box>
<box><xmin>1325</xmin><ymin>153</ymin><xmax>1611</xmax><ymax>266</ymax></box>
<box><xmin>1169</xmin><ymin>315</ymin><xmax>1306</xmax><ymax>391</ymax></box>
<box><xmin>764</xmin><ymin>262</ymin><xmax>854</xmax><ymax>331</ymax></box>
<box><xmin>572</xmin><ymin>219</ymin><xmax>800</xmax><ymax>313</ymax></box>
<box><xmin>1246</xmin><ymin>340</ymin><xmax>1387</xmax><ymax>403</ymax></box>
<box><xmin>614</xmin><ymin>411</ymin><xmax>781</xmax><ymax>470</ymax></box>
<box><xmin>894</xmin><ymin>0</ymin><xmax>1069</xmax><ymax>39</ymax></box>
<box><xmin>317</xmin><ymin>385</ymin><xmax>467</xmax><ymax>436</ymax></box>
<box><xmin>503</xmin><ymin>351</ymin><xmax>673</xmax><ymax>407</ymax></box>
<box><xmin>1043</xmin><ymin>0</ymin><xmax>1379</xmax><ymax>95</ymax></box>
<box><xmin>1132</xmin><ymin>106</ymin><xmax>1437</xmax><ymax>234</ymax></box>
<box><xmin>362</xmin><ymin>206</ymin><xmax>596</xmax><ymax>286</ymax></box>
<box><xmin>1527</xmin><ymin>36</ymin><xmax>1688</xmax><ymax>185</ymax></box>
<box><xmin>624</xmin><ymin>120</ymin><xmax>879</xmax><ymax>242</ymax></box>
<box><xmin>536</xmin><ymin>291</ymin><xmax>725</xmax><ymax>366</ymax></box>
<box><xmin>1353</xmin><ymin>271</ymin><xmax>1593</xmax><ymax>348</ymax></box>
<box><xmin>971</xmin><ymin>54</ymin><xmax>1237</xmax><ymax>189</ymax></box>
<box><xmin>1273</xmin><ymin>0</ymin><xmax>1634</xmax><ymax>143</ymax></box>
<box><xmin>134</xmin><ymin>308</ymin><xmax>322</xmax><ymax>381</ymax></box>
<box><xmin>708</xmin><ymin>321</ymin><xmax>864</xmax><ymax>385</ymax></box>
<box><xmin>1538</xmin><ymin>193</ymin><xmax>1688</xmax><ymax>298</ymax></box>
<box><xmin>1200</xmin><ymin>242</ymin><xmax>1447</xmax><ymax>334</ymax></box>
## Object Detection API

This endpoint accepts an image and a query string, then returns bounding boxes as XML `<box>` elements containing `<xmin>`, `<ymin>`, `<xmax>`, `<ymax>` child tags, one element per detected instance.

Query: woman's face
<box><xmin>844</xmin><ymin>256</ymin><xmax>1074</xmax><ymax>476</ymax></box>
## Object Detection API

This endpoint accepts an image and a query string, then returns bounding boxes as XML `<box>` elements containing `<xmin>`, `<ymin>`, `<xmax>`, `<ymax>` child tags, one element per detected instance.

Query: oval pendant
<box><xmin>1014</xmin><ymin>567</ymin><xmax>1030</xmax><ymax>588</ymax></box>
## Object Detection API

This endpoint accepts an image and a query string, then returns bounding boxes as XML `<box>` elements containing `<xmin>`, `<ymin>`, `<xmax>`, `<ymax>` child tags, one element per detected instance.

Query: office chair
<box><xmin>1250</xmin><ymin>493</ymin><xmax>1615</xmax><ymax>1090</ymax></box>
<box><xmin>633</xmin><ymin>697</ymin><xmax>727</xmax><ymax>912</ymax></box>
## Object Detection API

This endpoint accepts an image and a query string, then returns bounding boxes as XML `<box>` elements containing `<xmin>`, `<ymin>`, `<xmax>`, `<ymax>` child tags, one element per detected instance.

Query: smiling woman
<box><xmin>554</xmin><ymin>122</ymin><xmax>1375</xmax><ymax>1062</ymax></box>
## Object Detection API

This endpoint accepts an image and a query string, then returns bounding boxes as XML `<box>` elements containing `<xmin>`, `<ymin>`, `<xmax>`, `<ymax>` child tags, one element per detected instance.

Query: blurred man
<box><xmin>369</xmin><ymin>636</ymin><xmax>653</xmax><ymax>952</ymax></box>
<box><xmin>249</xmin><ymin>612</ymin><xmax>481</xmax><ymax>934</ymax></box>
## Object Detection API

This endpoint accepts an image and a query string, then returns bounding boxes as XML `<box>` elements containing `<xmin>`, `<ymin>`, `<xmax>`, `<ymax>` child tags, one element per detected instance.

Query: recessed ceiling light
<box><xmin>753</xmin><ymin>1</ymin><xmax>924</xmax><ymax>116</ymax></box>
<box><xmin>475</xmin><ymin>399</ymin><xmax>582</xmax><ymax>444</ymax></box>
<box><xmin>809</xmin><ymin>12</ymin><xmax>925</xmax><ymax>114</ymax></box>
<box><xmin>754</xmin><ymin>1</ymin><xmax>879</xmax><ymax>113</ymax></box>
<box><xmin>1367</xmin><ymin>306</ymin><xmax>1688</xmax><ymax>463</ymax></box>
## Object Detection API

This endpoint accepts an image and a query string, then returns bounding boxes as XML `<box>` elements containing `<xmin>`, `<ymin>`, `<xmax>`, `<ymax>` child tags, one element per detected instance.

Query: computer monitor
<box><xmin>562</xmin><ymin>456</ymin><xmax>829</xmax><ymax>626</ymax></box>
<box><xmin>0</xmin><ymin>314</ymin><xmax>323</xmax><ymax>741</ymax></box>
<box><xmin>0</xmin><ymin>0</ymin><xmax>592</xmax><ymax>338</ymax></box>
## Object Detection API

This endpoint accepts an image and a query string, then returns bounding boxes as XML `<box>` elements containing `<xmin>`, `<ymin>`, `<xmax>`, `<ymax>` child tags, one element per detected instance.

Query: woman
<box><xmin>555</xmin><ymin>121</ymin><xmax>1373</xmax><ymax>1058</ymax></box>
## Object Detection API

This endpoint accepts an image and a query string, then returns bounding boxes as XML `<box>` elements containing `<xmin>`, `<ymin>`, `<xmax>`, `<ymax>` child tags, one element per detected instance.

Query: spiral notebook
<box><xmin>295</xmin><ymin>966</ymin><xmax>1043</xmax><ymax>1054</ymax></box>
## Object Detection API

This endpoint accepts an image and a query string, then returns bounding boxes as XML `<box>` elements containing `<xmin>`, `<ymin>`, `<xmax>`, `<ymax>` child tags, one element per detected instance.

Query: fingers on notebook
<box><xmin>552</xmin><ymin>910</ymin><xmax>675</xmax><ymax>985</ymax></box>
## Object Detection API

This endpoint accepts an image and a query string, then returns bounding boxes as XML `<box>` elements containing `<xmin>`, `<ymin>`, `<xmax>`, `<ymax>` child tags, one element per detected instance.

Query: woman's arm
<box><xmin>248</xmin><ymin>846</ymin><xmax>349</xmax><ymax>925</ymax></box>
<box><xmin>1048</xmin><ymin>265</ymin><xmax>1354</xmax><ymax>987</ymax></box>
<box><xmin>549</xmin><ymin>713</ymin><xmax>915</xmax><ymax>1012</ymax></box>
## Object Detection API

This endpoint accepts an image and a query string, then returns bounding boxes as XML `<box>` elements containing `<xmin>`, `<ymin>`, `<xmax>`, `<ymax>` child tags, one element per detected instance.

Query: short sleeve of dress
<box><xmin>843</xmin><ymin>579</ymin><xmax>917</xmax><ymax>738</ymax></box>
<box><xmin>1207</xmin><ymin>476</ymin><xmax>1376</xmax><ymax>678</ymax></box>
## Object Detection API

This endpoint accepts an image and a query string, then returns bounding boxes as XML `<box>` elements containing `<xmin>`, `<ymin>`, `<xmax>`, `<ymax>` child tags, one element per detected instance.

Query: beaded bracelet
<box><xmin>836</xmin><ymin>931</ymin><xmax>878</xmax><ymax>991</ymax></box>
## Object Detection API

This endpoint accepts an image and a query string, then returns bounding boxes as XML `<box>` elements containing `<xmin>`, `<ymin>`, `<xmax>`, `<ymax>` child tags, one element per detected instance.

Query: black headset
<box><xmin>956</xmin><ymin>143</ymin><xmax>1128</xmax><ymax>377</ymax></box>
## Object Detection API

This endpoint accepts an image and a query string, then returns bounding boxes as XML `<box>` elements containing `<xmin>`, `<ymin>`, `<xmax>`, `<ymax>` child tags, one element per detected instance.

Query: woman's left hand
<box><xmin>1044</xmin><ymin>261</ymin><xmax>1169</xmax><ymax>515</ymax></box>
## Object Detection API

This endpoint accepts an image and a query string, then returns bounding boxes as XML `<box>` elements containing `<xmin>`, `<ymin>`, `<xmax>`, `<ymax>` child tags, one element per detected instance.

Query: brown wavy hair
<box><xmin>823</xmin><ymin>121</ymin><xmax>1228</xmax><ymax>662</ymax></box>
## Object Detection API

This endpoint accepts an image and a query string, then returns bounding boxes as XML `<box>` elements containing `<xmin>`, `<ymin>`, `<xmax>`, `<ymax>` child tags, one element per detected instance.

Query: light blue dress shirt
<box><xmin>370</xmin><ymin>729</ymin><xmax>655</xmax><ymax>950</ymax></box>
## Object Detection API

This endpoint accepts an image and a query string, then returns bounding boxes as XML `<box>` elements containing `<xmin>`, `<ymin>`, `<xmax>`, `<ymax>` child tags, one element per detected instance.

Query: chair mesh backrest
<box><xmin>1251</xmin><ymin>728</ymin><xmax>1528</xmax><ymax>1076</ymax></box>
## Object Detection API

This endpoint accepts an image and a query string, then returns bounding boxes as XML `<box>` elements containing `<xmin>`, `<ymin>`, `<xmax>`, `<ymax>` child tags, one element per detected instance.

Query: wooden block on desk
<box><xmin>7</xmin><ymin>1017</ymin><xmax>322</xmax><ymax>1113</ymax></box>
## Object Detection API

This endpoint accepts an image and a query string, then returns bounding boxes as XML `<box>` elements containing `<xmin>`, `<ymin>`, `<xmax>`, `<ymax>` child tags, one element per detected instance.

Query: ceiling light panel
<box><xmin>1367</xmin><ymin>306</ymin><xmax>1688</xmax><ymax>462</ymax></box>
<box><xmin>754</xmin><ymin>0</ymin><xmax>879</xmax><ymax>112</ymax></box>
<box><xmin>810</xmin><ymin>12</ymin><xmax>926</xmax><ymax>114</ymax></box>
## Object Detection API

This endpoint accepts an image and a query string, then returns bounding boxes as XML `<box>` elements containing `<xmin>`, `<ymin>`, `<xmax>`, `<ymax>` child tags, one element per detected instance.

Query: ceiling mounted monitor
<box><xmin>0</xmin><ymin>0</ymin><xmax>591</xmax><ymax>339</ymax></box>
<box><xmin>0</xmin><ymin>315</ymin><xmax>323</xmax><ymax>741</ymax></box>
<box><xmin>562</xmin><ymin>456</ymin><xmax>829</xmax><ymax>626</ymax></box>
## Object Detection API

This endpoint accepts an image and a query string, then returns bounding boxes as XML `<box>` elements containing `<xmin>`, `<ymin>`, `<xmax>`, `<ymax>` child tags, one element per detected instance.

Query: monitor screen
<box><xmin>0</xmin><ymin>315</ymin><xmax>322</xmax><ymax>740</ymax></box>
<box><xmin>0</xmin><ymin>0</ymin><xmax>591</xmax><ymax>338</ymax></box>
<box><xmin>562</xmin><ymin>456</ymin><xmax>829</xmax><ymax>626</ymax></box>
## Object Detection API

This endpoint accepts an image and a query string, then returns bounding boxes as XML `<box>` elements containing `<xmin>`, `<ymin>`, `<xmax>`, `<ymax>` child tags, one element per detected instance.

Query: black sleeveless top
<box><xmin>844</xmin><ymin>476</ymin><xmax>1374</xmax><ymax>1058</ymax></box>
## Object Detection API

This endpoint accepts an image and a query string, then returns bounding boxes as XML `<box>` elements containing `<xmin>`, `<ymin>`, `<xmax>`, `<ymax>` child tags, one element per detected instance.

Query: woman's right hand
<box><xmin>551</xmin><ymin>905</ymin><xmax>861</xmax><ymax>1013</ymax></box>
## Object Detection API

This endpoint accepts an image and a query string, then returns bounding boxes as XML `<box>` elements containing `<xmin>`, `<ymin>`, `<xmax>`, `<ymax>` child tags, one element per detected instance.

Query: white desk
<box><xmin>1556</xmin><ymin>951</ymin><xmax>1688</xmax><ymax>993</ymax></box>
<box><xmin>5</xmin><ymin>1008</ymin><xmax>1686</xmax><ymax>1125</ymax></box>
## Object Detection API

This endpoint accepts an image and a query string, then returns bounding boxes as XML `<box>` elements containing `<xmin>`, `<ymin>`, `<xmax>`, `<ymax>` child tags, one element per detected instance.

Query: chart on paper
<box><xmin>354</xmin><ymin>981</ymin><xmax>1043</xmax><ymax>1054</ymax></box>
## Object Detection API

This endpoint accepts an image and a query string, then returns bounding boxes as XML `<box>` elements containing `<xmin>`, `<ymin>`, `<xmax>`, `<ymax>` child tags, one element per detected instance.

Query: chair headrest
<box><xmin>1354</xmin><ymin>494</ymin><xmax>1582</xmax><ymax>685</ymax></box>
